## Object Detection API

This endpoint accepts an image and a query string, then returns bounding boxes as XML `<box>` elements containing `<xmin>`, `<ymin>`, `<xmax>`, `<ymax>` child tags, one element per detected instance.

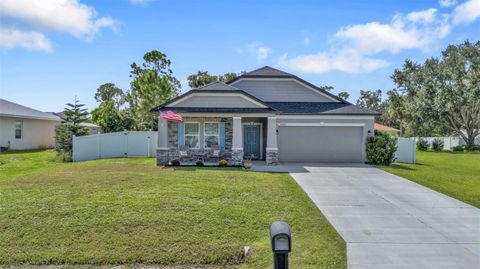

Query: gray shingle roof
<box><xmin>193</xmin><ymin>81</ymin><xmax>239</xmax><ymax>91</ymax></box>
<box><xmin>0</xmin><ymin>98</ymin><xmax>61</xmax><ymax>121</ymax></box>
<box><xmin>266</xmin><ymin>102</ymin><xmax>380</xmax><ymax>115</ymax></box>
<box><xmin>162</xmin><ymin>107</ymin><xmax>275</xmax><ymax>113</ymax></box>
<box><xmin>243</xmin><ymin>66</ymin><xmax>294</xmax><ymax>77</ymax></box>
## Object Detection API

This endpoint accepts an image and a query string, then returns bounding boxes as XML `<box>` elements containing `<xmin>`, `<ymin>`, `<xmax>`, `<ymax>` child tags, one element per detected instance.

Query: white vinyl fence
<box><xmin>412</xmin><ymin>136</ymin><xmax>480</xmax><ymax>150</ymax></box>
<box><xmin>395</xmin><ymin>137</ymin><xmax>416</xmax><ymax>164</ymax></box>
<box><xmin>73</xmin><ymin>131</ymin><xmax>158</xmax><ymax>162</ymax></box>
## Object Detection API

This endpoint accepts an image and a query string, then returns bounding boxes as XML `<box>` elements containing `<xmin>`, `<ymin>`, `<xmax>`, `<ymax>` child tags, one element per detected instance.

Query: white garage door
<box><xmin>278</xmin><ymin>126</ymin><xmax>364</xmax><ymax>162</ymax></box>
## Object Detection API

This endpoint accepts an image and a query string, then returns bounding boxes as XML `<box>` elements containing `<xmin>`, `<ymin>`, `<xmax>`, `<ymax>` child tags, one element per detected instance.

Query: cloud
<box><xmin>0</xmin><ymin>0</ymin><xmax>117</xmax><ymax>51</ymax></box>
<box><xmin>303</xmin><ymin>37</ymin><xmax>311</xmax><ymax>45</ymax></box>
<box><xmin>278</xmin><ymin>5</ymin><xmax>471</xmax><ymax>74</ymax></box>
<box><xmin>0</xmin><ymin>27</ymin><xmax>52</xmax><ymax>52</ymax></box>
<box><xmin>452</xmin><ymin>0</ymin><xmax>480</xmax><ymax>24</ymax></box>
<box><xmin>247</xmin><ymin>43</ymin><xmax>272</xmax><ymax>62</ymax></box>
<box><xmin>439</xmin><ymin>0</ymin><xmax>457</xmax><ymax>7</ymax></box>
<box><xmin>130</xmin><ymin>0</ymin><xmax>152</xmax><ymax>6</ymax></box>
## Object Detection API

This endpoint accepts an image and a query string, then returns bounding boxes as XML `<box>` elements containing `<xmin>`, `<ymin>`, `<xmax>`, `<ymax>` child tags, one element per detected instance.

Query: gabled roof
<box><xmin>374</xmin><ymin>123</ymin><xmax>400</xmax><ymax>132</ymax></box>
<box><xmin>193</xmin><ymin>81</ymin><xmax>239</xmax><ymax>91</ymax></box>
<box><xmin>0</xmin><ymin>98</ymin><xmax>61</xmax><ymax>121</ymax></box>
<box><xmin>150</xmin><ymin>89</ymin><xmax>275</xmax><ymax>112</ymax></box>
<box><xmin>266</xmin><ymin>102</ymin><xmax>380</xmax><ymax>115</ymax></box>
<box><xmin>228</xmin><ymin>66</ymin><xmax>347</xmax><ymax>103</ymax></box>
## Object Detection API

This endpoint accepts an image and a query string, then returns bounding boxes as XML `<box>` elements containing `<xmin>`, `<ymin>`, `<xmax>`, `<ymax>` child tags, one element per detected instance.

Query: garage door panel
<box><xmin>278</xmin><ymin>126</ymin><xmax>363</xmax><ymax>162</ymax></box>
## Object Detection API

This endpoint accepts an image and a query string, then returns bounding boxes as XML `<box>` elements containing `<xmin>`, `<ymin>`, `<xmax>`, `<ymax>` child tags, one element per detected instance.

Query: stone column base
<box><xmin>266</xmin><ymin>149</ymin><xmax>279</xmax><ymax>165</ymax></box>
<box><xmin>156</xmin><ymin>149</ymin><xmax>170</xmax><ymax>166</ymax></box>
<box><xmin>232</xmin><ymin>149</ymin><xmax>244</xmax><ymax>166</ymax></box>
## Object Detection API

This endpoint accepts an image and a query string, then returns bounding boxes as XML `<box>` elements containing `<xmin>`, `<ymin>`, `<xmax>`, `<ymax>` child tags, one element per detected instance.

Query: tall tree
<box><xmin>392</xmin><ymin>40</ymin><xmax>480</xmax><ymax>146</ymax></box>
<box><xmin>382</xmin><ymin>89</ymin><xmax>408</xmax><ymax>135</ymax></box>
<box><xmin>94</xmin><ymin>83</ymin><xmax>125</xmax><ymax>109</ymax></box>
<box><xmin>55</xmin><ymin>98</ymin><xmax>89</xmax><ymax>161</ymax></box>
<box><xmin>91</xmin><ymin>101</ymin><xmax>129</xmax><ymax>133</ymax></box>
<box><xmin>356</xmin><ymin>90</ymin><xmax>383</xmax><ymax>111</ymax></box>
<box><xmin>338</xmin><ymin>91</ymin><xmax>350</xmax><ymax>101</ymax></box>
<box><xmin>127</xmin><ymin>50</ymin><xmax>180</xmax><ymax>130</ymax></box>
<box><xmin>318</xmin><ymin>85</ymin><xmax>334</xmax><ymax>91</ymax></box>
<box><xmin>187</xmin><ymin>70</ymin><xmax>239</xmax><ymax>88</ymax></box>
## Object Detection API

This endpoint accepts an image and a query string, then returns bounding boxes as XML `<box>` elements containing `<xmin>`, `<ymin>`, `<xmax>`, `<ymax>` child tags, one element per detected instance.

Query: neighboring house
<box><xmin>0</xmin><ymin>98</ymin><xmax>61</xmax><ymax>150</ymax></box>
<box><xmin>153</xmin><ymin>66</ymin><xmax>380</xmax><ymax>165</ymax></box>
<box><xmin>52</xmin><ymin>112</ymin><xmax>102</xmax><ymax>134</ymax></box>
<box><xmin>374</xmin><ymin>123</ymin><xmax>400</xmax><ymax>135</ymax></box>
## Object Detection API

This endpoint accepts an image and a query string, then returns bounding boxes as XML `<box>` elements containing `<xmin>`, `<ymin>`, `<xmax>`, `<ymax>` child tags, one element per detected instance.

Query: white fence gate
<box><xmin>396</xmin><ymin>137</ymin><xmax>416</xmax><ymax>164</ymax></box>
<box><xmin>73</xmin><ymin>131</ymin><xmax>158</xmax><ymax>162</ymax></box>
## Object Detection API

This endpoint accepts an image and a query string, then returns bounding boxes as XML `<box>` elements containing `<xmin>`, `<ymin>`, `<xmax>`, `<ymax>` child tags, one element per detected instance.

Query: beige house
<box><xmin>0</xmin><ymin>98</ymin><xmax>61</xmax><ymax>150</ymax></box>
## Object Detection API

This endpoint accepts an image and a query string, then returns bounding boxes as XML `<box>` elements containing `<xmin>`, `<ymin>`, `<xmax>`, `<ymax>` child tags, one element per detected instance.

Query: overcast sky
<box><xmin>1</xmin><ymin>0</ymin><xmax>479</xmax><ymax>112</ymax></box>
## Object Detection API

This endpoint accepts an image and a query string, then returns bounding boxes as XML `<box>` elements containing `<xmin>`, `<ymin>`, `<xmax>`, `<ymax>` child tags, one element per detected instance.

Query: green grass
<box><xmin>0</xmin><ymin>150</ymin><xmax>346</xmax><ymax>268</ymax></box>
<box><xmin>380</xmin><ymin>151</ymin><xmax>480</xmax><ymax>208</ymax></box>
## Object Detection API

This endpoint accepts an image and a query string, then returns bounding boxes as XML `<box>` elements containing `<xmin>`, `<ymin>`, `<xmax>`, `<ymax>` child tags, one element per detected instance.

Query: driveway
<box><xmin>287</xmin><ymin>163</ymin><xmax>480</xmax><ymax>269</ymax></box>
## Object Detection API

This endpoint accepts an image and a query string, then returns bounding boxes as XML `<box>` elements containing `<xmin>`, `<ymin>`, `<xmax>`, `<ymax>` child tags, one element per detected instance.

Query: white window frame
<box><xmin>184</xmin><ymin>122</ymin><xmax>200</xmax><ymax>149</ymax></box>
<box><xmin>204</xmin><ymin>122</ymin><xmax>220</xmax><ymax>149</ymax></box>
<box><xmin>15</xmin><ymin>120</ymin><xmax>23</xmax><ymax>139</ymax></box>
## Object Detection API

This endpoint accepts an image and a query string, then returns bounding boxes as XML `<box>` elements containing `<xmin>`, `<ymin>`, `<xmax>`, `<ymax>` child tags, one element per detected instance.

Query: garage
<box><xmin>277</xmin><ymin>125</ymin><xmax>364</xmax><ymax>162</ymax></box>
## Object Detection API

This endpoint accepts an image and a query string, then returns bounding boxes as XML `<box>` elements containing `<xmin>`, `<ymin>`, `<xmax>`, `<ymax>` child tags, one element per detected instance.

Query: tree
<box><xmin>187</xmin><ymin>70</ymin><xmax>239</xmax><ymax>88</ymax></box>
<box><xmin>55</xmin><ymin>98</ymin><xmax>89</xmax><ymax>161</ymax></box>
<box><xmin>356</xmin><ymin>90</ymin><xmax>383</xmax><ymax>111</ymax></box>
<box><xmin>392</xmin><ymin>41</ymin><xmax>480</xmax><ymax>147</ymax></box>
<box><xmin>94</xmin><ymin>83</ymin><xmax>125</xmax><ymax>109</ymax></box>
<box><xmin>318</xmin><ymin>85</ymin><xmax>334</xmax><ymax>91</ymax></box>
<box><xmin>127</xmin><ymin>50</ymin><xmax>180</xmax><ymax>130</ymax></box>
<box><xmin>382</xmin><ymin>89</ymin><xmax>408</xmax><ymax>136</ymax></box>
<box><xmin>91</xmin><ymin>101</ymin><xmax>129</xmax><ymax>133</ymax></box>
<box><xmin>338</xmin><ymin>91</ymin><xmax>350</xmax><ymax>101</ymax></box>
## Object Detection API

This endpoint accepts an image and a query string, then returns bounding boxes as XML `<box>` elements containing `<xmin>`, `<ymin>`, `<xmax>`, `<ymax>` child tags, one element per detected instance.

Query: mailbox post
<box><xmin>269</xmin><ymin>221</ymin><xmax>292</xmax><ymax>269</ymax></box>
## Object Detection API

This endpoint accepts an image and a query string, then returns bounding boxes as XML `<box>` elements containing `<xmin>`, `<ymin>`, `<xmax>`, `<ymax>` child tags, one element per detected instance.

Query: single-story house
<box><xmin>0</xmin><ymin>98</ymin><xmax>61</xmax><ymax>150</ymax></box>
<box><xmin>153</xmin><ymin>66</ymin><xmax>380</xmax><ymax>165</ymax></box>
<box><xmin>374</xmin><ymin>123</ymin><xmax>400</xmax><ymax>135</ymax></box>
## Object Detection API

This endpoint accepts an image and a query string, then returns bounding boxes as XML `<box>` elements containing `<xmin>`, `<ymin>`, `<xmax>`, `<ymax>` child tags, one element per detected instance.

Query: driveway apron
<box><xmin>288</xmin><ymin>163</ymin><xmax>480</xmax><ymax>269</ymax></box>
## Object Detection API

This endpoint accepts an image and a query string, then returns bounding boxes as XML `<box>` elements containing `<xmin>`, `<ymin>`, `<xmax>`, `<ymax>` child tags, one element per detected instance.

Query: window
<box><xmin>204</xmin><ymin>122</ymin><xmax>220</xmax><ymax>148</ymax></box>
<box><xmin>15</xmin><ymin>120</ymin><xmax>23</xmax><ymax>139</ymax></box>
<box><xmin>184</xmin><ymin>122</ymin><xmax>199</xmax><ymax>148</ymax></box>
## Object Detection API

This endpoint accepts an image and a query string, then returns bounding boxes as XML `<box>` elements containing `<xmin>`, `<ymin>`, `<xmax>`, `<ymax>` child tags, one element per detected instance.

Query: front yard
<box><xmin>380</xmin><ymin>151</ymin><xmax>480</xmax><ymax>208</ymax></box>
<box><xmin>0</xmin><ymin>150</ymin><xmax>346</xmax><ymax>268</ymax></box>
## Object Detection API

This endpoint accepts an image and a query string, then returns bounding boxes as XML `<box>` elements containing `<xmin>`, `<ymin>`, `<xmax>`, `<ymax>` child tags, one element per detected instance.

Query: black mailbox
<box><xmin>270</xmin><ymin>221</ymin><xmax>292</xmax><ymax>269</ymax></box>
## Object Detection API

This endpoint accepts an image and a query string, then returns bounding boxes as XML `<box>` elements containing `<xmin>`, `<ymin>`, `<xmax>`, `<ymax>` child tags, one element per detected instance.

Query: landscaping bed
<box><xmin>0</xmin><ymin>150</ymin><xmax>346</xmax><ymax>268</ymax></box>
<box><xmin>380</xmin><ymin>151</ymin><xmax>480</xmax><ymax>208</ymax></box>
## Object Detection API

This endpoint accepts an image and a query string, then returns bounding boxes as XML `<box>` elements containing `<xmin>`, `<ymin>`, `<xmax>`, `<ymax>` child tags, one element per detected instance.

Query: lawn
<box><xmin>0</xmin><ymin>150</ymin><xmax>346</xmax><ymax>268</ymax></box>
<box><xmin>380</xmin><ymin>151</ymin><xmax>480</xmax><ymax>208</ymax></box>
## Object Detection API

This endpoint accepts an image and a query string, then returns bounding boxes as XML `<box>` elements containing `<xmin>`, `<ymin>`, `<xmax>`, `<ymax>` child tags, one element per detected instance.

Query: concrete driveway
<box><xmin>287</xmin><ymin>163</ymin><xmax>480</xmax><ymax>269</ymax></box>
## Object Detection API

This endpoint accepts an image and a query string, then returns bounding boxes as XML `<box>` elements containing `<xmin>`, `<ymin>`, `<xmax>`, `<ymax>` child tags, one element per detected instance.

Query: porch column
<box><xmin>156</xmin><ymin>116</ymin><xmax>170</xmax><ymax>166</ymax></box>
<box><xmin>266</xmin><ymin>116</ymin><xmax>279</xmax><ymax>165</ymax></box>
<box><xmin>231</xmin><ymin>116</ymin><xmax>243</xmax><ymax>165</ymax></box>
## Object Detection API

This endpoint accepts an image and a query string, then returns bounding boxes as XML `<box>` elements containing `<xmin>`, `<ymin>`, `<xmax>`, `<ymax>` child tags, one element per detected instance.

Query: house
<box><xmin>374</xmin><ymin>123</ymin><xmax>400</xmax><ymax>135</ymax></box>
<box><xmin>0</xmin><ymin>98</ymin><xmax>61</xmax><ymax>150</ymax></box>
<box><xmin>153</xmin><ymin>66</ymin><xmax>380</xmax><ymax>165</ymax></box>
<box><xmin>52</xmin><ymin>112</ymin><xmax>102</xmax><ymax>134</ymax></box>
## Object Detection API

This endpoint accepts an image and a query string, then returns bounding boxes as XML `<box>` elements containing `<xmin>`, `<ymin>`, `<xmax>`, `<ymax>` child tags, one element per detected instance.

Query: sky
<box><xmin>0</xmin><ymin>0</ymin><xmax>479</xmax><ymax>112</ymax></box>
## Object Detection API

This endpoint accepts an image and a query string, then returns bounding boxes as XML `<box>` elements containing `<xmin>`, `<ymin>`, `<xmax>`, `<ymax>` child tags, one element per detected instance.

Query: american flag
<box><xmin>160</xmin><ymin>110</ymin><xmax>183</xmax><ymax>122</ymax></box>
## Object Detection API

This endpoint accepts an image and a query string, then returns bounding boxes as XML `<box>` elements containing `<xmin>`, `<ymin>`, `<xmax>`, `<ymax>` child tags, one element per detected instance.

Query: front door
<box><xmin>243</xmin><ymin>124</ymin><xmax>261</xmax><ymax>159</ymax></box>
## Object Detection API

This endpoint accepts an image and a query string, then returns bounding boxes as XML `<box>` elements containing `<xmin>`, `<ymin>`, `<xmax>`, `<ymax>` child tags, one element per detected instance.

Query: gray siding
<box><xmin>168</xmin><ymin>95</ymin><xmax>262</xmax><ymax>108</ymax></box>
<box><xmin>232</xmin><ymin>79</ymin><xmax>338</xmax><ymax>102</ymax></box>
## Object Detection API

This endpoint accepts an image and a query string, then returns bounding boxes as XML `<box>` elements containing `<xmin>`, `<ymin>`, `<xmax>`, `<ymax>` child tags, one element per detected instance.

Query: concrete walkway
<box><xmin>288</xmin><ymin>163</ymin><xmax>480</xmax><ymax>269</ymax></box>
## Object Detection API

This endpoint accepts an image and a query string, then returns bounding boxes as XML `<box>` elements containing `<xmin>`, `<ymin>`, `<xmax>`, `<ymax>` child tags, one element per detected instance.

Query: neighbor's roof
<box><xmin>374</xmin><ymin>123</ymin><xmax>400</xmax><ymax>132</ymax></box>
<box><xmin>241</xmin><ymin>66</ymin><xmax>293</xmax><ymax>77</ymax></box>
<box><xmin>266</xmin><ymin>102</ymin><xmax>381</xmax><ymax>115</ymax></box>
<box><xmin>0</xmin><ymin>98</ymin><xmax>61</xmax><ymax>121</ymax></box>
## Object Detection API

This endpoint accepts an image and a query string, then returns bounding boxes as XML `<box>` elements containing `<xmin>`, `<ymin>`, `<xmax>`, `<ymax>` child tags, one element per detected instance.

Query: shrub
<box><xmin>431</xmin><ymin>138</ymin><xmax>444</xmax><ymax>151</ymax></box>
<box><xmin>196</xmin><ymin>160</ymin><xmax>204</xmax><ymax>166</ymax></box>
<box><xmin>453</xmin><ymin>145</ymin><xmax>480</xmax><ymax>152</ymax></box>
<box><xmin>416</xmin><ymin>138</ymin><xmax>430</xmax><ymax>151</ymax></box>
<box><xmin>218</xmin><ymin>159</ymin><xmax>228</xmax><ymax>167</ymax></box>
<box><xmin>366</xmin><ymin>130</ymin><xmax>398</xmax><ymax>165</ymax></box>
<box><xmin>170</xmin><ymin>159</ymin><xmax>180</xmax><ymax>166</ymax></box>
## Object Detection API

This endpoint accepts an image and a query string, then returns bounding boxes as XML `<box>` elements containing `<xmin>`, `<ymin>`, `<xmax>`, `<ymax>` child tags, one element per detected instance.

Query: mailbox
<box><xmin>270</xmin><ymin>221</ymin><xmax>292</xmax><ymax>269</ymax></box>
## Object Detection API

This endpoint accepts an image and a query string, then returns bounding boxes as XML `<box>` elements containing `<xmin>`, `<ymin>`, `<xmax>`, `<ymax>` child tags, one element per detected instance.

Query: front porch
<box><xmin>156</xmin><ymin>114</ymin><xmax>279</xmax><ymax>166</ymax></box>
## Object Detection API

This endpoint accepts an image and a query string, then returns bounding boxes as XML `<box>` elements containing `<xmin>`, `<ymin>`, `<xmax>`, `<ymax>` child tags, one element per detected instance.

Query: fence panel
<box><xmin>396</xmin><ymin>137</ymin><xmax>416</xmax><ymax>164</ymax></box>
<box><xmin>73</xmin><ymin>131</ymin><xmax>158</xmax><ymax>162</ymax></box>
